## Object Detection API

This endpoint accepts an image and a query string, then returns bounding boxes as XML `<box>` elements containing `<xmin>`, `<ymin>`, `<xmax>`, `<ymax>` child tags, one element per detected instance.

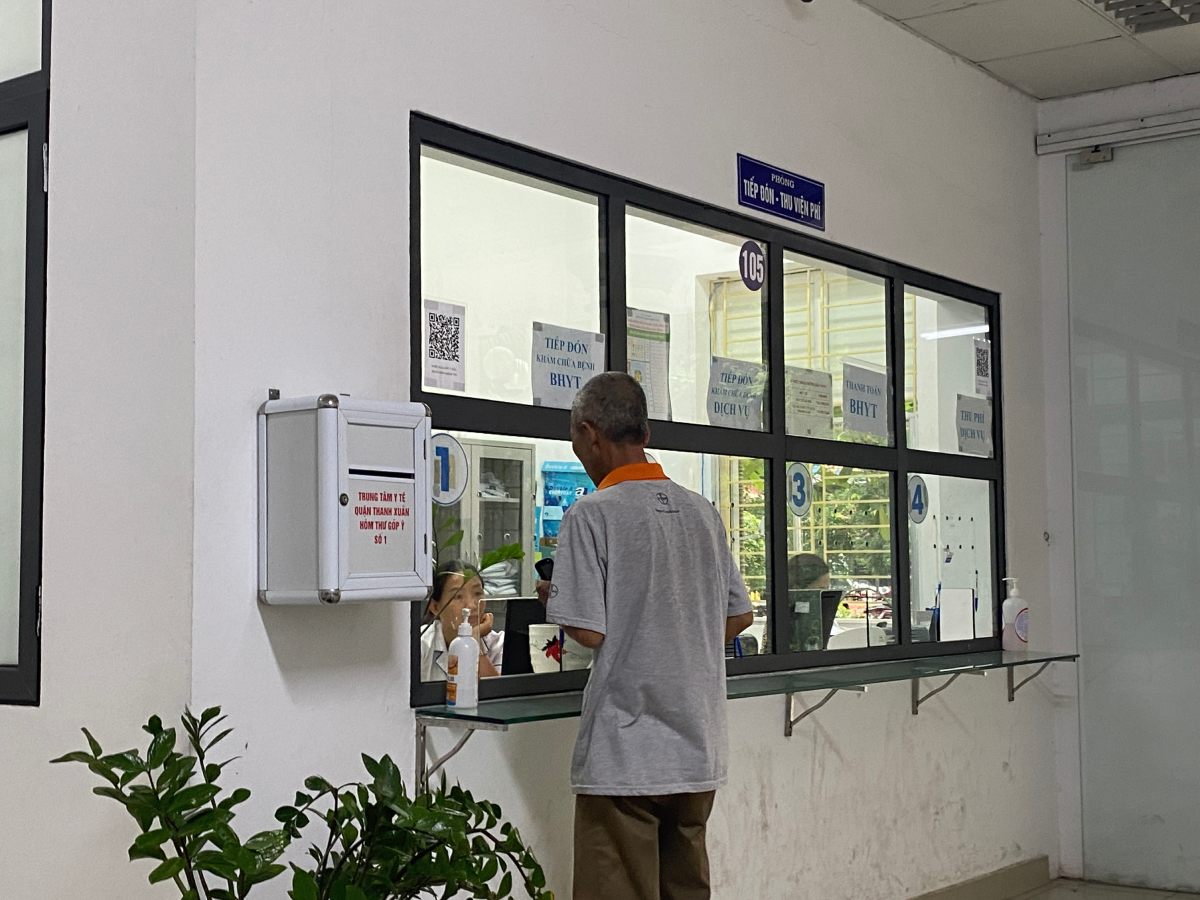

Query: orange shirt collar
<box><xmin>597</xmin><ymin>461</ymin><xmax>668</xmax><ymax>491</ymax></box>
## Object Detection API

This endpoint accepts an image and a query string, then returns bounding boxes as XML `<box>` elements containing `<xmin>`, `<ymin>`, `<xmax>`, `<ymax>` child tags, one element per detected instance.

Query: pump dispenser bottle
<box><xmin>1001</xmin><ymin>577</ymin><xmax>1029</xmax><ymax>652</ymax></box>
<box><xmin>447</xmin><ymin>608</ymin><xmax>479</xmax><ymax>709</ymax></box>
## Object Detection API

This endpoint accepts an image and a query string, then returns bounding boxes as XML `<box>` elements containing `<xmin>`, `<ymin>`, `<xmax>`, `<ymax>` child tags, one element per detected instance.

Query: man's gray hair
<box><xmin>570</xmin><ymin>372</ymin><xmax>649</xmax><ymax>444</ymax></box>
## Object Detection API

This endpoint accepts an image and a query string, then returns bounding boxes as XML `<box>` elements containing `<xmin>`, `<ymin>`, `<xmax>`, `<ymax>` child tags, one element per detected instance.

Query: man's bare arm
<box><xmin>725</xmin><ymin>611</ymin><xmax>754</xmax><ymax>642</ymax></box>
<box><xmin>564</xmin><ymin>626</ymin><xmax>605</xmax><ymax>649</ymax></box>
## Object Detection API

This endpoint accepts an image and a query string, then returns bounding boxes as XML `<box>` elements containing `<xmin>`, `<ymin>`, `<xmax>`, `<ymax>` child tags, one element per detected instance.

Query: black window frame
<box><xmin>0</xmin><ymin>0</ymin><xmax>50</xmax><ymax>706</ymax></box>
<box><xmin>409</xmin><ymin>113</ymin><xmax>1004</xmax><ymax>707</ymax></box>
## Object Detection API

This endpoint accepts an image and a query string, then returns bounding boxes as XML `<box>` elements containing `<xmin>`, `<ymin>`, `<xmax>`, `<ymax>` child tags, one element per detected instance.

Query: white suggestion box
<box><xmin>257</xmin><ymin>394</ymin><xmax>432</xmax><ymax>604</ymax></box>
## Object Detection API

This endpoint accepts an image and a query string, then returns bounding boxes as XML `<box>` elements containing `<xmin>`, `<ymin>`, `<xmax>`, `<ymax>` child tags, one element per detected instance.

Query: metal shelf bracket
<box><xmin>415</xmin><ymin>714</ymin><xmax>508</xmax><ymax>788</ymax></box>
<box><xmin>911</xmin><ymin>670</ymin><xmax>987</xmax><ymax>715</ymax></box>
<box><xmin>785</xmin><ymin>686</ymin><xmax>867</xmax><ymax>736</ymax></box>
<box><xmin>1007</xmin><ymin>661</ymin><xmax>1053</xmax><ymax>702</ymax></box>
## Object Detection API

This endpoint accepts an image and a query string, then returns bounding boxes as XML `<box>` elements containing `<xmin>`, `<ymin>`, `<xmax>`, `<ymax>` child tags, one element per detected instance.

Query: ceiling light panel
<box><xmin>1096</xmin><ymin>0</ymin><xmax>1200</xmax><ymax>33</ymax></box>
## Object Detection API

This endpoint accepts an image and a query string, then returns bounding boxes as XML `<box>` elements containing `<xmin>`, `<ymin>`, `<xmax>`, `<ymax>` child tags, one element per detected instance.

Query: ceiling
<box><xmin>855</xmin><ymin>0</ymin><xmax>1200</xmax><ymax>99</ymax></box>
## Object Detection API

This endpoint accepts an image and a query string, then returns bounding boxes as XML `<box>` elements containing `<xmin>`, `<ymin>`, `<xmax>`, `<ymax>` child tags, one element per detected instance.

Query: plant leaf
<box><xmin>205</xmin><ymin>728</ymin><xmax>235</xmax><ymax>752</ymax></box>
<box><xmin>219</xmin><ymin>787</ymin><xmax>251</xmax><ymax>810</ymax></box>
<box><xmin>248</xmin><ymin>863</ymin><xmax>287</xmax><ymax>885</ymax></box>
<box><xmin>128</xmin><ymin>828</ymin><xmax>171</xmax><ymax>862</ymax></box>
<box><xmin>102</xmin><ymin>751</ymin><xmax>146</xmax><ymax>775</ymax></box>
<box><xmin>167</xmin><ymin>783</ymin><xmax>221</xmax><ymax>813</ymax></box>
<box><xmin>82</xmin><ymin>728</ymin><xmax>103</xmax><ymax>756</ymax></box>
<box><xmin>303</xmin><ymin>775</ymin><xmax>332</xmax><ymax>793</ymax></box>
<box><xmin>92</xmin><ymin>786</ymin><xmax>128</xmax><ymax>804</ymax></box>
<box><xmin>148</xmin><ymin>857</ymin><xmax>185</xmax><ymax>884</ymax></box>
<box><xmin>479</xmin><ymin>542</ymin><xmax>525</xmax><ymax>572</ymax></box>
<box><xmin>290</xmin><ymin>870</ymin><xmax>319</xmax><ymax>900</ymax></box>
<box><xmin>195</xmin><ymin>850</ymin><xmax>240</xmax><ymax>880</ymax></box>
<box><xmin>244</xmin><ymin>828</ymin><xmax>289</xmax><ymax>862</ymax></box>
<box><xmin>49</xmin><ymin>750</ymin><xmax>94</xmax><ymax>765</ymax></box>
<box><xmin>147</xmin><ymin>728</ymin><xmax>177</xmax><ymax>768</ymax></box>
<box><xmin>360</xmin><ymin>754</ymin><xmax>381</xmax><ymax>779</ymax></box>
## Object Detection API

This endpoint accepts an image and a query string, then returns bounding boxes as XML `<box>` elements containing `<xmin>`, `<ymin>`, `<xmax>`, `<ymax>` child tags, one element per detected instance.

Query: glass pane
<box><xmin>0</xmin><ymin>0</ymin><xmax>41</xmax><ymax>82</ymax></box>
<box><xmin>416</xmin><ymin>649</ymin><xmax>1079</xmax><ymax>715</ymax></box>
<box><xmin>626</xmin><ymin>209</ymin><xmax>768</xmax><ymax>430</ymax></box>
<box><xmin>907</xmin><ymin>474</ymin><xmax>994</xmax><ymax>644</ymax></box>
<box><xmin>423</xmin><ymin>432</ymin><xmax>596</xmax><ymax>682</ymax></box>
<box><xmin>905</xmin><ymin>288</ymin><xmax>993</xmax><ymax>456</ymax></box>
<box><xmin>783</xmin><ymin>254</ymin><xmax>891</xmax><ymax>445</ymax></box>
<box><xmin>648</xmin><ymin>449</ymin><xmax>769</xmax><ymax>656</ymax></box>
<box><xmin>0</xmin><ymin>128</ymin><xmax>28</xmax><ymax>667</ymax></box>
<box><xmin>783</xmin><ymin>463</ymin><xmax>895</xmax><ymax>652</ymax></box>
<box><xmin>420</xmin><ymin>149</ymin><xmax>601</xmax><ymax>406</ymax></box>
<box><xmin>1067</xmin><ymin>131</ymin><xmax>1200</xmax><ymax>889</ymax></box>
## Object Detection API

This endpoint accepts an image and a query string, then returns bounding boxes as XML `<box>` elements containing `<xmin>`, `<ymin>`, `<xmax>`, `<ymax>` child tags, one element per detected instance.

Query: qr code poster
<box><xmin>424</xmin><ymin>299</ymin><xmax>466</xmax><ymax>392</ymax></box>
<box><xmin>973</xmin><ymin>337</ymin><xmax>992</xmax><ymax>399</ymax></box>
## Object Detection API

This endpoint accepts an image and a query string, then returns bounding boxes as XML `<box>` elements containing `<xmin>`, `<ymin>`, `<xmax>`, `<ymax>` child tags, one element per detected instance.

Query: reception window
<box><xmin>410</xmin><ymin>115</ymin><xmax>1004</xmax><ymax>704</ymax></box>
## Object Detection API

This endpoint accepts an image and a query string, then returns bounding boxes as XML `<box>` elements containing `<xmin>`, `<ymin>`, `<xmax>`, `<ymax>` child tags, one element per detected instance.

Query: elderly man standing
<box><xmin>547</xmin><ymin>371</ymin><xmax>754</xmax><ymax>900</ymax></box>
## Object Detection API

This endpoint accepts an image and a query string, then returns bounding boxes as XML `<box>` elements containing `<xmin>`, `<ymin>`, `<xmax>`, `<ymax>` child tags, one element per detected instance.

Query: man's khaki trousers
<box><xmin>572</xmin><ymin>791</ymin><xmax>717</xmax><ymax>900</ymax></box>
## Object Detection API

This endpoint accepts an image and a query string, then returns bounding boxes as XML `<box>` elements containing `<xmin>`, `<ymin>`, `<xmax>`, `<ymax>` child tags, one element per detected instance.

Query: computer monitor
<box><xmin>500</xmin><ymin>597</ymin><xmax>547</xmax><ymax>676</ymax></box>
<box><xmin>820</xmin><ymin>589</ymin><xmax>845</xmax><ymax>648</ymax></box>
<box><xmin>786</xmin><ymin>588</ymin><xmax>845</xmax><ymax>652</ymax></box>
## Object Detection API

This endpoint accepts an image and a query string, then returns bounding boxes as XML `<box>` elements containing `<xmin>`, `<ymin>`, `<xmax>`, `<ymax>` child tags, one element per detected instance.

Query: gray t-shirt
<box><xmin>547</xmin><ymin>473</ymin><xmax>751</xmax><ymax>795</ymax></box>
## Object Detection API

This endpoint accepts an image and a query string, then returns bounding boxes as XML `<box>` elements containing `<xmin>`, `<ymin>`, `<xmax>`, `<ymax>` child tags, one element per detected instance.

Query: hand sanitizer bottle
<box><xmin>1001</xmin><ymin>577</ymin><xmax>1029</xmax><ymax>652</ymax></box>
<box><xmin>446</xmin><ymin>608</ymin><xmax>479</xmax><ymax>709</ymax></box>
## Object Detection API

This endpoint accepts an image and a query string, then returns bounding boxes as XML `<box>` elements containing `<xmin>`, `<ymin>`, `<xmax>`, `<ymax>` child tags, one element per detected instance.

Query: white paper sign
<box><xmin>423</xmin><ymin>299</ymin><xmax>466</xmax><ymax>391</ymax></box>
<box><xmin>785</xmin><ymin>366</ymin><xmax>834</xmax><ymax>438</ymax></box>
<box><xmin>707</xmin><ymin>357</ymin><xmax>765</xmax><ymax>430</ymax></box>
<box><xmin>955</xmin><ymin>394</ymin><xmax>993</xmax><ymax>456</ymax></box>
<box><xmin>842</xmin><ymin>363</ymin><xmax>888</xmax><ymax>438</ymax></box>
<box><xmin>974</xmin><ymin>337</ymin><xmax>992</xmax><ymax>399</ymax></box>
<box><xmin>531</xmin><ymin>322</ymin><xmax>605</xmax><ymax>409</ymax></box>
<box><xmin>627</xmin><ymin>308</ymin><xmax>671</xmax><ymax>420</ymax></box>
<box><xmin>347</xmin><ymin>476</ymin><xmax>416</xmax><ymax>577</ymax></box>
<box><xmin>938</xmin><ymin>587</ymin><xmax>976</xmax><ymax>642</ymax></box>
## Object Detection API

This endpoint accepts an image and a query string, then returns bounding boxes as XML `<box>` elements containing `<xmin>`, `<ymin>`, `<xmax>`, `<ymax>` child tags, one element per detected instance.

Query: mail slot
<box><xmin>257</xmin><ymin>394</ymin><xmax>432</xmax><ymax>604</ymax></box>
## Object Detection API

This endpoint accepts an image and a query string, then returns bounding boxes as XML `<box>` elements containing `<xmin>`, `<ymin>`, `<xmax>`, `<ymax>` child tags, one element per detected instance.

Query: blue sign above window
<box><xmin>737</xmin><ymin>154</ymin><xmax>825</xmax><ymax>231</ymax></box>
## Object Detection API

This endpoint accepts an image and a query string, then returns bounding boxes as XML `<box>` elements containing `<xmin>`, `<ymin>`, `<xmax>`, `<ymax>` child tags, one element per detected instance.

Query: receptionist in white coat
<box><xmin>420</xmin><ymin>562</ymin><xmax>504</xmax><ymax>681</ymax></box>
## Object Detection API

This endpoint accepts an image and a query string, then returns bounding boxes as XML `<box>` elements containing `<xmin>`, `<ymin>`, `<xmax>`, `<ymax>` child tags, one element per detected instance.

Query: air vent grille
<box><xmin>1096</xmin><ymin>0</ymin><xmax>1200</xmax><ymax>33</ymax></box>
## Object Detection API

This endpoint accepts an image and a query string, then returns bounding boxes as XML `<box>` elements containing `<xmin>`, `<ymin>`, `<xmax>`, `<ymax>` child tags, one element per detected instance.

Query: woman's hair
<box><xmin>788</xmin><ymin>552</ymin><xmax>829</xmax><ymax>589</ymax></box>
<box><xmin>424</xmin><ymin>560</ymin><xmax>471</xmax><ymax>625</ymax></box>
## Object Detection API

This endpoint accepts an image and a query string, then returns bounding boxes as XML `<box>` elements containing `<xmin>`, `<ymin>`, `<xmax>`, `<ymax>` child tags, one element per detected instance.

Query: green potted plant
<box><xmin>52</xmin><ymin>707</ymin><xmax>552</xmax><ymax>900</ymax></box>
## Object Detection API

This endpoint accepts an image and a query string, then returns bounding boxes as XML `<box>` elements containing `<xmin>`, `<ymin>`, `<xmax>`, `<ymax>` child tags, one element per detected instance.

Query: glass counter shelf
<box><xmin>414</xmin><ymin>650</ymin><xmax>1077</xmax><ymax>784</ymax></box>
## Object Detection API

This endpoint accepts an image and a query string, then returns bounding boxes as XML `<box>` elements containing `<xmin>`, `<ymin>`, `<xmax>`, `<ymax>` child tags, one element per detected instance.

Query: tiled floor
<box><xmin>1015</xmin><ymin>880</ymin><xmax>1198</xmax><ymax>899</ymax></box>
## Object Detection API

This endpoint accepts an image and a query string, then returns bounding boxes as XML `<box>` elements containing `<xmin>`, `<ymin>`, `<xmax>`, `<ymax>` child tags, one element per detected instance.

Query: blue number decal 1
<box><xmin>434</xmin><ymin>444</ymin><xmax>450</xmax><ymax>493</ymax></box>
<box><xmin>431</xmin><ymin>433</ymin><xmax>468</xmax><ymax>506</ymax></box>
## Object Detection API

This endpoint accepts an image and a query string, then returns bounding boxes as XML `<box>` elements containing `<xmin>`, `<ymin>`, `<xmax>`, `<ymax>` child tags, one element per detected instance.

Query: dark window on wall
<box><xmin>409</xmin><ymin>114</ymin><xmax>1004</xmax><ymax>706</ymax></box>
<box><xmin>0</xmin><ymin>0</ymin><xmax>50</xmax><ymax>705</ymax></box>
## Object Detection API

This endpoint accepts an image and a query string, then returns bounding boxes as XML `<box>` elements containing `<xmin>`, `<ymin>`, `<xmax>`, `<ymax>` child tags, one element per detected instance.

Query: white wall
<box><xmin>0</xmin><ymin>0</ymin><xmax>196</xmax><ymax>896</ymax></box>
<box><xmin>4</xmin><ymin>0</ymin><xmax>1060</xmax><ymax>897</ymax></box>
<box><xmin>1037</xmin><ymin>71</ymin><xmax>1200</xmax><ymax>881</ymax></box>
<box><xmin>188</xmin><ymin>2</ymin><xmax>1050</xmax><ymax>898</ymax></box>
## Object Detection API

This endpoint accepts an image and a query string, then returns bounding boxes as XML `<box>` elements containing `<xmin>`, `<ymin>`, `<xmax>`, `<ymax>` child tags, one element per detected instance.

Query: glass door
<box><xmin>470</xmin><ymin>441</ymin><xmax>534</xmax><ymax>597</ymax></box>
<box><xmin>1068</xmin><ymin>131</ymin><xmax>1200</xmax><ymax>891</ymax></box>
